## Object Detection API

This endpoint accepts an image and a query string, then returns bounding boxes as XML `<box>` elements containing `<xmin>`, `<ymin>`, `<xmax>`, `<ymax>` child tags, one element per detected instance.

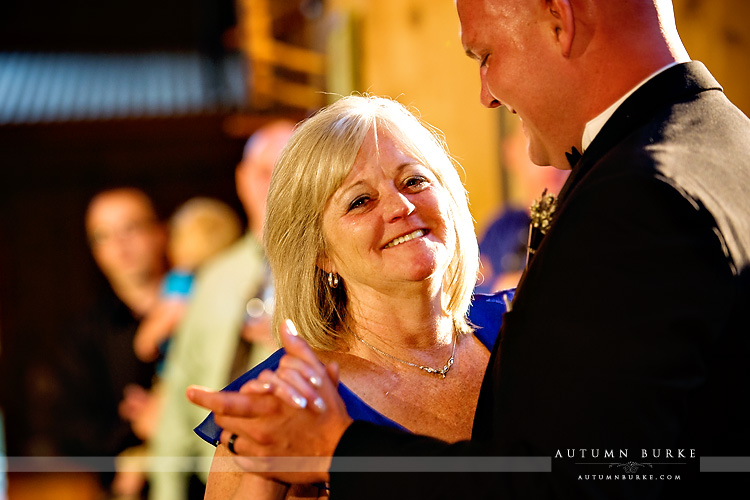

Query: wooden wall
<box><xmin>328</xmin><ymin>0</ymin><xmax>503</xmax><ymax>233</ymax></box>
<box><xmin>674</xmin><ymin>0</ymin><xmax>750</xmax><ymax>115</ymax></box>
<box><xmin>327</xmin><ymin>0</ymin><xmax>750</xmax><ymax>232</ymax></box>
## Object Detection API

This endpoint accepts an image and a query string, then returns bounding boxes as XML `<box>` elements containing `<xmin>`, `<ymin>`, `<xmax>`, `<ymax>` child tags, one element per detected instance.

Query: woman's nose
<box><xmin>383</xmin><ymin>189</ymin><xmax>415</xmax><ymax>222</ymax></box>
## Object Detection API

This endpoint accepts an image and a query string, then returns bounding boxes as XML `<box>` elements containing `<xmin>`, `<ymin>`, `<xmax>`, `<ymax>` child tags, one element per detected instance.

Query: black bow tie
<box><xmin>565</xmin><ymin>146</ymin><xmax>582</xmax><ymax>167</ymax></box>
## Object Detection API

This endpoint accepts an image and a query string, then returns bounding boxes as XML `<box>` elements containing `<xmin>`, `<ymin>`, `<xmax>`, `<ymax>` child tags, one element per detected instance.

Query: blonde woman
<box><xmin>193</xmin><ymin>95</ymin><xmax>512</xmax><ymax>499</ymax></box>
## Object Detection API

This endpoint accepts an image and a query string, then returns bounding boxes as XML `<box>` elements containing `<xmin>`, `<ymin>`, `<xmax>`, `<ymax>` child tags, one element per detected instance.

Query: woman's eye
<box><xmin>348</xmin><ymin>195</ymin><xmax>370</xmax><ymax>211</ymax></box>
<box><xmin>404</xmin><ymin>176</ymin><xmax>428</xmax><ymax>190</ymax></box>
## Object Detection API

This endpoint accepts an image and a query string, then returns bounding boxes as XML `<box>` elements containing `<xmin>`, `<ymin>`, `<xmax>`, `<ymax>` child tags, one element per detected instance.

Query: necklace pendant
<box><xmin>353</xmin><ymin>332</ymin><xmax>457</xmax><ymax>380</ymax></box>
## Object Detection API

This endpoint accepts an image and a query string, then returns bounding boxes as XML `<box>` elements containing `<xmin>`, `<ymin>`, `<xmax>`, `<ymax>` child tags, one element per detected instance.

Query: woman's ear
<box><xmin>548</xmin><ymin>0</ymin><xmax>575</xmax><ymax>58</ymax></box>
<box><xmin>317</xmin><ymin>254</ymin><xmax>334</xmax><ymax>274</ymax></box>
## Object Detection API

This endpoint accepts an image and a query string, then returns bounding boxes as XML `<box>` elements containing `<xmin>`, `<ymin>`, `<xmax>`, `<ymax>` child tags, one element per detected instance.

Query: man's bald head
<box><xmin>236</xmin><ymin>120</ymin><xmax>297</xmax><ymax>236</ymax></box>
<box><xmin>457</xmin><ymin>0</ymin><xmax>689</xmax><ymax>168</ymax></box>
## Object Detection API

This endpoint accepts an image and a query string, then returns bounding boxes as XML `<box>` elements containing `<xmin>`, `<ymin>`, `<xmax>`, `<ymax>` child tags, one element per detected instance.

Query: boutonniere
<box><xmin>530</xmin><ymin>188</ymin><xmax>557</xmax><ymax>235</ymax></box>
<box><xmin>526</xmin><ymin>188</ymin><xmax>558</xmax><ymax>264</ymax></box>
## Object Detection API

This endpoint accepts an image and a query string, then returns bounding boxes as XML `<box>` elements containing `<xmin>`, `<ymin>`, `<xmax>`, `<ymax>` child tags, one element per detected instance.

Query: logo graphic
<box><xmin>554</xmin><ymin>449</ymin><xmax>695</xmax><ymax>481</ymax></box>
<box><xmin>609</xmin><ymin>461</ymin><xmax>654</xmax><ymax>474</ymax></box>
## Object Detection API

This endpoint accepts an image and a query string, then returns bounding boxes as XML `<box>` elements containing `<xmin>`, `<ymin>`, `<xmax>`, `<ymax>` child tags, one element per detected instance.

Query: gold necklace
<box><xmin>353</xmin><ymin>332</ymin><xmax>457</xmax><ymax>379</ymax></box>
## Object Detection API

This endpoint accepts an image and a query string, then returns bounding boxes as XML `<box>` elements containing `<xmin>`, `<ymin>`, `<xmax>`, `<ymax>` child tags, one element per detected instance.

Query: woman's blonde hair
<box><xmin>264</xmin><ymin>95</ymin><xmax>478</xmax><ymax>350</ymax></box>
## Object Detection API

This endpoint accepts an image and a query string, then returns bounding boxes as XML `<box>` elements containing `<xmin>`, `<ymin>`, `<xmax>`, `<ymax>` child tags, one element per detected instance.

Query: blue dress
<box><xmin>194</xmin><ymin>290</ymin><xmax>514</xmax><ymax>445</ymax></box>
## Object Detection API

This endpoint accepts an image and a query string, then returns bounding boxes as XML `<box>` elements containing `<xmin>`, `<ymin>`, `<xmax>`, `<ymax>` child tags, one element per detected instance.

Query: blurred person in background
<box><xmin>55</xmin><ymin>187</ymin><xmax>166</xmax><ymax>498</ymax></box>
<box><xmin>476</xmin><ymin>123</ymin><xmax>568</xmax><ymax>293</ymax></box>
<box><xmin>148</xmin><ymin>120</ymin><xmax>295</xmax><ymax>500</ymax></box>
<box><xmin>116</xmin><ymin>196</ymin><xmax>243</xmax><ymax>498</ymax></box>
<box><xmin>133</xmin><ymin>197</ymin><xmax>243</xmax><ymax>367</ymax></box>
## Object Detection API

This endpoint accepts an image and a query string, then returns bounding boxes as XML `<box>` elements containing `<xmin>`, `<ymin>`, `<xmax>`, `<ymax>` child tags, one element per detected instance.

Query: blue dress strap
<box><xmin>469</xmin><ymin>289</ymin><xmax>514</xmax><ymax>350</ymax></box>
<box><xmin>194</xmin><ymin>349</ymin><xmax>285</xmax><ymax>445</ymax></box>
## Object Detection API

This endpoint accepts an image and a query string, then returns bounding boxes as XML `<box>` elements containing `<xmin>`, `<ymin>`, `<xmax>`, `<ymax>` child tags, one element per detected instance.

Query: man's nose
<box><xmin>480</xmin><ymin>74</ymin><xmax>501</xmax><ymax>109</ymax></box>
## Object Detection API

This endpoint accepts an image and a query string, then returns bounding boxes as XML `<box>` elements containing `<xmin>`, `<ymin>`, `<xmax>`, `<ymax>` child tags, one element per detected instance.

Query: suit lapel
<box><xmin>558</xmin><ymin>62</ymin><xmax>721</xmax><ymax>210</ymax></box>
<box><xmin>509</xmin><ymin>62</ymin><xmax>722</xmax><ymax>310</ymax></box>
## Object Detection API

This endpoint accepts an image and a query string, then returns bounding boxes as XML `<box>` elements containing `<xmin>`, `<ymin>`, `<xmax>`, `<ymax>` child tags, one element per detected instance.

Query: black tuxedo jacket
<box><xmin>330</xmin><ymin>62</ymin><xmax>750</xmax><ymax>499</ymax></box>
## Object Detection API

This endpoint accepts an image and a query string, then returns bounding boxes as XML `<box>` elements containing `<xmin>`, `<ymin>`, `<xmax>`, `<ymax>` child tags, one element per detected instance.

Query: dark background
<box><xmin>0</xmin><ymin>0</ymin><xmax>235</xmax><ymax>52</ymax></box>
<box><xmin>0</xmin><ymin>0</ymin><xmax>293</xmax><ymax>456</ymax></box>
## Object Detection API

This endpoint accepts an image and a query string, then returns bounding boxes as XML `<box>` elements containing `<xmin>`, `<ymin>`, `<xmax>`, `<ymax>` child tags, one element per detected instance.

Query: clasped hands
<box><xmin>186</xmin><ymin>319</ymin><xmax>354</xmax><ymax>484</ymax></box>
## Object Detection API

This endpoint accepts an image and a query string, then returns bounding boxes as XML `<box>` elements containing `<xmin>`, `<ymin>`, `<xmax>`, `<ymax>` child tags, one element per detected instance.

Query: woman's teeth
<box><xmin>384</xmin><ymin>229</ymin><xmax>426</xmax><ymax>249</ymax></box>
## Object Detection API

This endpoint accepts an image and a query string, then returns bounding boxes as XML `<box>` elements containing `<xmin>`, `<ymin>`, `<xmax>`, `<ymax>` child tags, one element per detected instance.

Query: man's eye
<box><xmin>348</xmin><ymin>196</ymin><xmax>370</xmax><ymax>211</ymax></box>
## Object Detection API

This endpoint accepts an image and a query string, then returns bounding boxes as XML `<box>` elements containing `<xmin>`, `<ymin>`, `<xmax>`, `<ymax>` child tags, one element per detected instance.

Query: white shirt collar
<box><xmin>581</xmin><ymin>62</ymin><xmax>682</xmax><ymax>152</ymax></box>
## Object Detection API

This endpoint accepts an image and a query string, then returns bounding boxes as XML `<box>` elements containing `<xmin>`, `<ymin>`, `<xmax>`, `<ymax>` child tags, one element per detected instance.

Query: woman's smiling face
<box><xmin>320</xmin><ymin>128</ymin><xmax>454</xmax><ymax>296</ymax></box>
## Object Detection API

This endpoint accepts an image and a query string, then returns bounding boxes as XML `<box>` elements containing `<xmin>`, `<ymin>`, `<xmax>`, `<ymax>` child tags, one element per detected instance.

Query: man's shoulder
<box><xmin>194</xmin><ymin>233</ymin><xmax>262</xmax><ymax>281</ymax></box>
<box><xmin>72</xmin><ymin>287</ymin><xmax>137</xmax><ymax>335</ymax></box>
<box><xmin>591</xmin><ymin>61</ymin><xmax>750</xmax><ymax>178</ymax></box>
<box><xmin>626</xmin><ymin>92</ymin><xmax>750</xmax><ymax>264</ymax></box>
<box><xmin>174</xmin><ymin>233</ymin><xmax>264</xmax><ymax>333</ymax></box>
<box><xmin>588</xmin><ymin>83</ymin><xmax>750</xmax><ymax>211</ymax></box>
<box><xmin>576</xmin><ymin>115</ymin><xmax>750</xmax><ymax>273</ymax></box>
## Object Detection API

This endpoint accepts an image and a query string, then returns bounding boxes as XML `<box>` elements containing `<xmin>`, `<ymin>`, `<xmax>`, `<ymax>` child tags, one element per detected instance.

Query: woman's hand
<box><xmin>186</xmin><ymin>319</ymin><xmax>354</xmax><ymax>484</ymax></box>
<box><xmin>205</xmin><ymin>444</ymin><xmax>289</xmax><ymax>500</ymax></box>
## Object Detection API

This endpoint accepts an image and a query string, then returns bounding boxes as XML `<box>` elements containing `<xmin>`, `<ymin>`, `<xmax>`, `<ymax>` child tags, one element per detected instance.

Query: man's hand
<box><xmin>186</xmin><ymin>319</ymin><xmax>354</xmax><ymax>484</ymax></box>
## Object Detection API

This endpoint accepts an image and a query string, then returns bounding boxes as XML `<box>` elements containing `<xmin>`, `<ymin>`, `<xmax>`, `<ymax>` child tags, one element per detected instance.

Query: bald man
<box><xmin>190</xmin><ymin>1</ymin><xmax>750</xmax><ymax>499</ymax></box>
<box><xmin>149</xmin><ymin>120</ymin><xmax>296</xmax><ymax>500</ymax></box>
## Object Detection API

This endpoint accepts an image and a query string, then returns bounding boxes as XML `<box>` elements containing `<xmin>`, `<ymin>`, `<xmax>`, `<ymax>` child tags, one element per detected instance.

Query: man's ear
<box><xmin>548</xmin><ymin>0</ymin><xmax>575</xmax><ymax>57</ymax></box>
